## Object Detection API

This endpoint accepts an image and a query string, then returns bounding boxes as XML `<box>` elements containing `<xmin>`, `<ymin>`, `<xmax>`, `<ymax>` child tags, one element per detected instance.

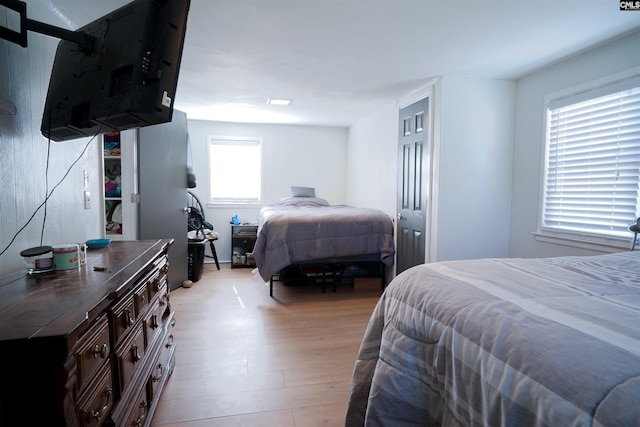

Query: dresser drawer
<box><xmin>134</xmin><ymin>281</ymin><xmax>150</xmax><ymax>318</ymax></box>
<box><xmin>147</xmin><ymin>355</ymin><xmax>165</xmax><ymax>406</ymax></box>
<box><xmin>161</xmin><ymin>314</ymin><xmax>176</xmax><ymax>366</ymax></box>
<box><xmin>76</xmin><ymin>364</ymin><xmax>113</xmax><ymax>427</ymax></box>
<box><xmin>110</xmin><ymin>293</ymin><xmax>137</xmax><ymax>347</ymax></box>
<box><xmin>115</xmin><ymin>323</ymin><xmax>146</xmax><ymax>394</ymax></box>
<box><xmin>121</xmin><ymin>383</ymin><xmax>150</xmax><ymax>427</ymax></box>
<box><xmin>149</xmin><ymin>274</ymin><xmax>168</xmax><ymax>309</ymax></box>
<box><xmin>142</xmin><ymin>298</ymin><xmax>164</xmax><ymax>348</ymax></box>
<box><xmin>149</xmin><ymin>312</ymin><xmax>176</xmax><ymax>403</ymax></box>
<box><xmin>74</xmin><ymin>315</ymin><xmax>110</xmax><ymax>394</ymax></box>
<box><xmin>147</xmin><ymin>268</ymin><xmax>164</xmax><ymax>302</ymax></box>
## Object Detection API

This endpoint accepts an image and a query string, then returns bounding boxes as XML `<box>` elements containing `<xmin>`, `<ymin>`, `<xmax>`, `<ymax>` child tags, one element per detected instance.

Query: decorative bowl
<box><xmin>85</xmin><ymin>238</ymin><xmax>111</xmax><ymax>248</ymax></box>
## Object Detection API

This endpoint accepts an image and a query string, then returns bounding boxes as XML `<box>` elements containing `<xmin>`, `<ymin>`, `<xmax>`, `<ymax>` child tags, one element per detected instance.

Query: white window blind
<box><xmin>209</xmin><ymin>136</ymin><xmax>262</xmax><ymax>204</ymax></box>
<box><xmin>541</xmin><ymin>80</ymin><xmax>640</xmax><ymax>242</ymax></box>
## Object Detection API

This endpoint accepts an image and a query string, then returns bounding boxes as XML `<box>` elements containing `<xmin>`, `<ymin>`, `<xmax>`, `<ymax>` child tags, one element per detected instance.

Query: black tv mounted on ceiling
<box><xmin>0</xmin><ymin>0</ymin><xmax>191</xmax><ymax>142</ymax></box>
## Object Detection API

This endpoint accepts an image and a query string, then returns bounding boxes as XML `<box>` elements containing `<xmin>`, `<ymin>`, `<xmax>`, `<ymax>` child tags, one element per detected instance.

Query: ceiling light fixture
<box><xmin>267</xmin><ymin>98</ymin><xmax>292</xmax><ymax>106</ymax></box>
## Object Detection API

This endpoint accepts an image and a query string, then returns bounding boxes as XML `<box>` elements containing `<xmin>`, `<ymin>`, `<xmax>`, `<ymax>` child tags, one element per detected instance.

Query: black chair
<box><xmin>630</xmin><ymin>221</ymin><xmax>640</xmax><ymax>251</ymax></box>
<box><xmin>187</xmin><ymin>190</ymin><xmax>220</xmax><ymax>269</ymax></box>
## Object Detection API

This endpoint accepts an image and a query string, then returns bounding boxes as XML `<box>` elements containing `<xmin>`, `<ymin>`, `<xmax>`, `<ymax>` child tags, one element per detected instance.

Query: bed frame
<box><xmin>269</xmin><ymin>254</ymin><xmax>386</xmax><ymax>297</ymax></box>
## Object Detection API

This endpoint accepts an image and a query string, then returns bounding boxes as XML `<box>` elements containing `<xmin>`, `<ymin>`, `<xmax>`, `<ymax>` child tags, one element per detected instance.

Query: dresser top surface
<box><xmin>0</xmin><ymin>239</ymin><xmax>172</xmax><ymax>341</ymax></box>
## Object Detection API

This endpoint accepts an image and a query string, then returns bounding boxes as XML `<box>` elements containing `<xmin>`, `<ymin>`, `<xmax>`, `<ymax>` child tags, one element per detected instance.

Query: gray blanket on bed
<box><xmin>345</xmin><ymin>251</ymin><xmax>640</xmax><ymax>426</ymax></box>
<box><xmin>253</xmin><ymin>198</ymin><xmax>395</xmax><ymax>282</ymax></box>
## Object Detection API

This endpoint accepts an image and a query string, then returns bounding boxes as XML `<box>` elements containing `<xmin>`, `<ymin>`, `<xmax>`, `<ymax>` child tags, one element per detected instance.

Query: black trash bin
<box><xmin>188</xmin><ymin>238</ymin><xmax>206</xmax><ymax>282</ymax></box>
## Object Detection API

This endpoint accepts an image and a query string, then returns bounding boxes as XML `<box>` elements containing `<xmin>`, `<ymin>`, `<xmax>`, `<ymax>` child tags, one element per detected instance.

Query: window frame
<box><xmin>535</xmin><ymin>67</ymin><xmax>640</xmax><ymax>251</ymax></box>
<box><xmin>207</xmin><ymin>135</ymin><xmax>263</xmax><ymax>206</ymax></box>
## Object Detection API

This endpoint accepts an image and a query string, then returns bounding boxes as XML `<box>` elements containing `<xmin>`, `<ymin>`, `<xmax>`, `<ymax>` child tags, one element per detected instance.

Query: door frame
<box><xmin>396</xmin><ymin>81</ymin><xmax>438</xmax><ymax>265</ymax></box>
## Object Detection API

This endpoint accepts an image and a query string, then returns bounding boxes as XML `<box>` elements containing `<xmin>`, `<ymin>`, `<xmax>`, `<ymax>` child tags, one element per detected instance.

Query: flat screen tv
<box><xmin>41</xmin><ymin>0</ymin><xmax>190</xmax><ymax>142</ymax></box>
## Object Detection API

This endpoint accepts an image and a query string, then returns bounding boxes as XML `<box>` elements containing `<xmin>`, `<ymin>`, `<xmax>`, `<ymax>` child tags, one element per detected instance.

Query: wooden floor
<box><xmin>150</xmin><ymin>262</ymin><xmax>382</xmax><ymax>427</ymax></box>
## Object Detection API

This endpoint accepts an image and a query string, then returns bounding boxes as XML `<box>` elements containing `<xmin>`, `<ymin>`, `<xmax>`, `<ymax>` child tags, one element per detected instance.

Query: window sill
<box><xmin>532</xmin><ymin>231</ymin><xmax>632</xmax><ymax>253</ymax></box>
<box><xmin>207</xmin><ymin>202</ymin><xmax>261</xmax><ymax>209</ymax></box>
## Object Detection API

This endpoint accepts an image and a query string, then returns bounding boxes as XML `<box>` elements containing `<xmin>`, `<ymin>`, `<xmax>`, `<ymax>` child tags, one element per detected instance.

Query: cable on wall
<box><xmin>0</xmin><ymin>109</ymin><xmax>111</xmax><ymax>258</ymax></box>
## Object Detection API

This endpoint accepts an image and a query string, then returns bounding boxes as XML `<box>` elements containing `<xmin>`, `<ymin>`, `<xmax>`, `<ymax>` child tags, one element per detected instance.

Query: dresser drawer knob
<box><xmin>88</xmin><ymin>387</ymin><xmax>112</xmax><ymax>422</ymax></box>
<box><xmin>134</xmin><ymin>400</ymin><xmax>148</xmax><ymax>426</ymax></box>
<box><xmin>125</xmin><ymin>309</ymin><xmax>134</xmax><ymax>326</ymax></box>
<box><xmin>152</xmin><ymin>363</ymin><xmax>164</xmax><ymax>382</ymax></box>
<box><xmin>131</xmin><ymin>345</ymin><xmax>141</xmax><ymax>363</ymax></box>
<box><xmin>151</xmin><ymin>314</ymin><xmax>159</xmax><ymax>329</ymax></box>
<box><xmin>165</xmin><ymin>334</ymin><xmax>174</xmax><ymax>349</ymax></box>
<box><xmin>92</xmin><ymin>343</ymin><xmax>108</xmax><ymax>359</ymax></box>
<box><xmin>160</xmin><ymin>293</ymin><xmax>169</xmax><ymax>306</ymax></box>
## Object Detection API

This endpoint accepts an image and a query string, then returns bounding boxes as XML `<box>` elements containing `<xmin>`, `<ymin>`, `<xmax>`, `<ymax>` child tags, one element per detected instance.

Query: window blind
<box><xmin>542</xmin><ymin>84</ymin><xmax>640</xmax><ymax>240</ymax></box>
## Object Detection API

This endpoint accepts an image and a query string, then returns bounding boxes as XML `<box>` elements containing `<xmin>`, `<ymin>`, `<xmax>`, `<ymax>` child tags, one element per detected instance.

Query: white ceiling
<box><xmin>42</xmin><ymin>0</ymin><xmax>640</xmax><ymax>127</ymax></box>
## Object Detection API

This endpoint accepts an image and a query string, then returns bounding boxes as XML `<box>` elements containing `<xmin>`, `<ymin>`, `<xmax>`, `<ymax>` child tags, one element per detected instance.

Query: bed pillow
<box><xmin>291</xmin><ymin>186</ymin><xmax>316</xmax><ymax>197</ymax></box>
<box><xmin>278</xmin><ymin>197</ymin><xmax>329</xmax><ymax>207</ymax></box>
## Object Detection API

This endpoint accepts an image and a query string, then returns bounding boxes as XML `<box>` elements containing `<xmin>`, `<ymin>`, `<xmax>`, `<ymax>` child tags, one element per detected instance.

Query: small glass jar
<box><xmin>20</xmin><ymin>246</ymin><xmax>54</xmax><ymax>274</ymax></box>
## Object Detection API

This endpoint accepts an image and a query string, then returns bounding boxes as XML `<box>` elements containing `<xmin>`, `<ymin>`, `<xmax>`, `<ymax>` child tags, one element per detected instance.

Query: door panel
<box><xmin>137</xmin><ymin>111</ymin><xmax>189</xmax><ymax>290</ymax></box>
<box><xmin>396</xmin><ymin>97</ymin><xmax>429</xmax><ymax>274</ymax></box>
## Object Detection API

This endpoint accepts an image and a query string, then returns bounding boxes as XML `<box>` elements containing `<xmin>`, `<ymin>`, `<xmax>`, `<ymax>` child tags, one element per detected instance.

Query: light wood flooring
<box><xmin>150</xmin><ymin>262</ymin><xmax>383</xmax><ymax>427</ymax></box>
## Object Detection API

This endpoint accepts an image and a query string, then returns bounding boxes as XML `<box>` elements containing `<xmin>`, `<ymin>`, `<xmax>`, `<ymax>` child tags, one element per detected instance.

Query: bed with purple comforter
<box><xmin>345</xmin><ymin>251</ymin><xmax>640</xmax><ymax>426</ymax></box>
<box><xmin>252</xmin><ymin>197</ymin><xmax>395</xmax><ymax>284</ymax></box>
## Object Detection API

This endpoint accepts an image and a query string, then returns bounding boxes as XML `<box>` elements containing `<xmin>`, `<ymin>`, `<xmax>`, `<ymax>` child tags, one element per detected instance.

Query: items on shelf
<box><xmin>105</xmin><ymin>162</ymin><xmax>122</xmax><ymax>197</ymax></box>
<box><xmin>105</xmin><ymin>200</ymin><xmax>123</xmax><ymax>235</ymax></box>
<box><xmin>103</xmin><ymin>131</ymin><xmax>121</xmax><ymax>156</ymax></box>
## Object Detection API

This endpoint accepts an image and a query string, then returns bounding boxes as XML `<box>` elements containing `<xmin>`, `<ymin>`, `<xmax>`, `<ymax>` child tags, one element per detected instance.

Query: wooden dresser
<box><xmin>0</xmin><ymin>239</ymin><xmax>176</xmax><ymax>427</ymax></box>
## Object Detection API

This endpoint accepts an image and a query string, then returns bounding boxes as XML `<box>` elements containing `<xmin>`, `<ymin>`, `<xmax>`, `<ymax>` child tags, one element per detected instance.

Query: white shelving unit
<box><xmin>101</xmin><ymin>130</ymin><xmax>138</xmax><ymax>240</ymax></box>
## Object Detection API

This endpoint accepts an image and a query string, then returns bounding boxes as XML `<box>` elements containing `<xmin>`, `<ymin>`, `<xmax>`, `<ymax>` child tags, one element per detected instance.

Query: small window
<box><xmin>208</xmin><ymin>136</ymin><xmax>262</xmax><ymax>204</ymax></box>
<box><xmin>539</xmin><ymin>72</ymin><xmax>640</xmax><ymax>246</ymax></box>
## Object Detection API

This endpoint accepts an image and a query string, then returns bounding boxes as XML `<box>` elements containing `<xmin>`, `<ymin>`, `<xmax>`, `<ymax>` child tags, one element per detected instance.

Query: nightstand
<box><xmin>231</xmin><ymin>224</ymin><xmax>258</xmax><ymax>268</ymax></box>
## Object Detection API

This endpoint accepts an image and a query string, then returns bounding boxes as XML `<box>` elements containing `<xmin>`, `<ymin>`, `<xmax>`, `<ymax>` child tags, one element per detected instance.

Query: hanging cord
<box><xmin>0</xmin><ymin>105</ymin><xmax>116</xmax><ymax>258</ymax></box>
<box><xmin>40</xmin><ymin>138</ymin><xmax>51</xmax><ymax>245</ymax></box>
<box><xmin>2</xmin><ymin>77</ymin><xmax>127</xmax><ymax>258</ymax></box>
<box><xmin>40</xmin><ymin>107</ymin><xmax>54</xmax><ymax>245</ymax></box>
<box><xmin>0</xmin><ymin>133</ymin><xmax>97</xmax><ymax>258</ymax></box>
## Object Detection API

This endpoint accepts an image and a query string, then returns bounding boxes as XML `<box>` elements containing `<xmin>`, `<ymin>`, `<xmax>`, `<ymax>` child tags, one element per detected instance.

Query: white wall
<box><xmin>0</xmin><ymin>4</ymin><xmax>102</xmax><ymax>276</ymax></box>
<box><xmin>186</xmin><ymin>119</ymin><xmax>348</xmax><ymax>262</ymax></box>
<box><xmin>509</xmin><ymin>30</ymin><xmax>640</xmax><ymax>258</ymax></box>
<box><xmin>347</xmin><ymin>77</ymin><xmax>514</xmax><ymax>266</ymax></box>
<box><xmin>348</xmin><ymin>33</ymin><xmax>640</xmax><ymax>265</ymax></box>
<box><xmin>346</xmin><ymin>102</ymin><xmax>398</xmax><ymax>216</ymax></box>
<box><xmin>435</xmin><ymin>76</ymin><xmax>514</xmax><ymax>261</ymax></box>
